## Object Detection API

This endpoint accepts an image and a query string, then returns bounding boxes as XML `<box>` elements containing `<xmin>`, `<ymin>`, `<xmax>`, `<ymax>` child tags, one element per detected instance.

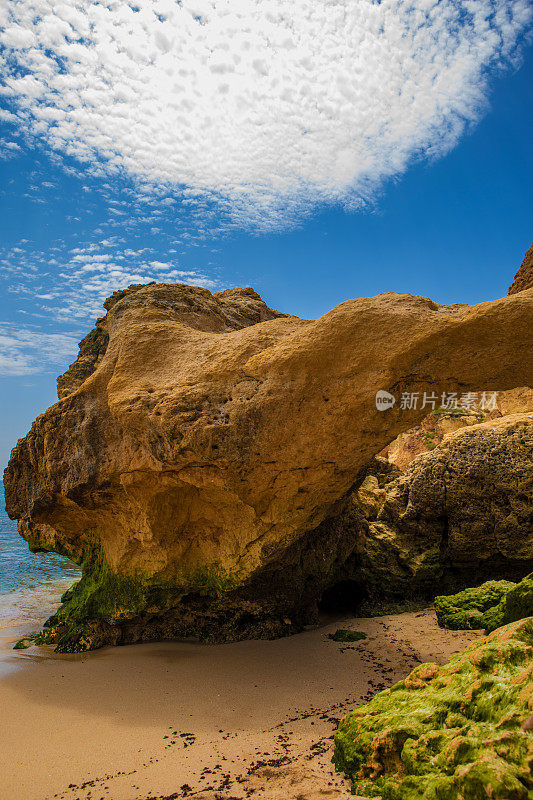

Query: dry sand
<box><xmin>0</xmin><ymin>608</ymin><xmax>480</xmax><ymax>800</ymax></box>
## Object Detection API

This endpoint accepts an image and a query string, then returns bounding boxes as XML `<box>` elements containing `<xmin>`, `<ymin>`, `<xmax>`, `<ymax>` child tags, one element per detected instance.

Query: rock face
<box><xmin>56</xmin><ymin>284</ymin><xmax>290</xmax><ymax>399</ymax></box>
<box><xmin>333</xmin><ymin>618</ymin><xmax>533</xmax><ymax>800</ymax></box>
<box><xmin>380</xmin><ymin>386</ymin><xmax>533</xmax><ymax>472</ymax></box>
<box><xmin>4</xmin><ymin>281</ymin><xmax>533</xmax><ymax>650</ymax></box>
<box><xmin>381</xmin><ymin>407</ymin><xmax>491</xmax><ymax>473</ymax></box>
<box><xmin>509</xmin><ymin>242</ymin><xmax>533</xmax><ymax>295</ymax></box>
<box><xmin>332</xmin><ymin>414</ymin><xmax>533</xmax><ymax>608</ymax></box>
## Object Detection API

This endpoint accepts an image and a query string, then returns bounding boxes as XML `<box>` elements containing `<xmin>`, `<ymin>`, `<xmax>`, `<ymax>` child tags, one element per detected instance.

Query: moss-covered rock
<box><xmin>435</xmin><ymin>573</ymin><xmax>533</xmax><ymax>633</ymax></box>
<box><xmin>329</xmin><ymin>629</ymin><xmax>367</xmax><ymax>642</ymax></box>
<box><xmin>13</xmin><ymin>637</ymin><xmax>33</xmax><ymax>650</ymax></box>
<box><xmin>38</xmin><ymin>540</ymin><xmax>241</xmax><ymax>653</ymax></box>
<box><xmin>333</xmin><ymin>618</ymin><xmax>533</xmax><ymax>800</ymax></box>
<box><xmin>36</xmin><ymin>533</ymin><xmax>347</xmax><ymax>652</ymax></box>
<box><xmin>483</xmin><ymin>573</ymin><xmax>533</xmax><ymax>632</ymax></box>
<box><xmin>435</xmin><ymin>580</ymin><xmax>516</xmax><ymax>630</ymax></box>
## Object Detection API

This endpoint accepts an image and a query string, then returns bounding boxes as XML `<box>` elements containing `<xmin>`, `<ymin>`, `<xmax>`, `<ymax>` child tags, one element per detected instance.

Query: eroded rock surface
<box><xmin>4</xmin><ymin>281</ymin><xmax>533</xmax><ymax>650</ymax></box>
<box><xmin>380</xmin><ymin>386</ymin><xmax>533</xmax><ymax>471</ymax></box>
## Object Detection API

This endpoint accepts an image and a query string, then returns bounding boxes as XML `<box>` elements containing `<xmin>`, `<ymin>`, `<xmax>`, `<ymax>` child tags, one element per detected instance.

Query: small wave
<box><xmin>0</xmin><ymin>483</ymin><xmax>81</xmax><ymax>645</ymax></box>
<box><xmin>0</xmin><ymin>577</ymin><xmax>77</xmax><ymax>628</ymax></box>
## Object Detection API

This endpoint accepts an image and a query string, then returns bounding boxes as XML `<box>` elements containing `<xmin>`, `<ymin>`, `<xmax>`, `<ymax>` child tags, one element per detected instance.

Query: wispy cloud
<box><xmin>54</xmin><ymin>253</ymin><xmax>219</xmax><ymax>320</ymax></box>
<box><xmin>0</xmin><ymin>323</ymin><xmax>79</xmax><ymax>375</ymax></box>
<box><xmin>0</xmin><ymin>0</ymin><xmax>531</xmax><ymax>229</ymax></box>
<box><xmin>0</xmin><ymin>238</ymin><xmax>220</xmax><ymax>324</ymax></box>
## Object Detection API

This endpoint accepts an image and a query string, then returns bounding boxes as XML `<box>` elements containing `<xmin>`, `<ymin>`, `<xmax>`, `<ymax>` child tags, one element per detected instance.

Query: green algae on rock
<box><xmin>483</xmin><ymin>573</ymin><xmax>533</xmax><ymax>633</ymax></box>
<box><xmin>333</xmin><ymin>618</ymin><xmax>533</xmax><ymax>800</ymax></box>
<box><xmin>329</xmin><ymin>629</ymin><xmax>367</xmax><ymax>642</ymax></box>
<box><xmin>434</xmin><ymin>580</ymin><xmax>517</xmax><ymax>630</ymax></box>
<box><xmin>435</xmin><ymin>573</ymin><xmax>533</xmax><ymax>633</ymax></box>
<box><xmin>13</xmin><ymin>638</ymin><xmax>33</xmax><ymax>650</ymax></box>
<box><xmin>36</xmin><ymin>540</ymin><xmax>243</xmax><ymax>653</ymax></box>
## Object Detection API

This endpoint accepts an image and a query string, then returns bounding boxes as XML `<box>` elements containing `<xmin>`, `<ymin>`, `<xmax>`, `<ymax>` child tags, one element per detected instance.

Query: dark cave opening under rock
<box><xmin>318</xmin><ymin>579</ymin><xmax>368</xmax><ymax>614</ymax></box>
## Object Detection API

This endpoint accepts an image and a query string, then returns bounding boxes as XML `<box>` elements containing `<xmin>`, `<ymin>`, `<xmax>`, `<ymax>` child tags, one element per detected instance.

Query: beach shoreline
<box><xmin>0</xmin><ymin>578</ymin><xmax>76</xmax><ymax>676</ymax></box>
<box><xmin>0</xmin><ymin>607</ymin><xmax>481</xmax><ymax>800</ymax></box>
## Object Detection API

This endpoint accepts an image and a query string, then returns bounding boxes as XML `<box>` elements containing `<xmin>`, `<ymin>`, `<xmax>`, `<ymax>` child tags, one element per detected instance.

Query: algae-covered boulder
<box><xmin>434</xmin><ymin>580</ymin><xmax>517</xmax><ymax>630</ymax></box>
<box><xmin>333</xmin><ymin>618</ymin><xmax>533</xmax><ymax>800</ymax></box>
<box><xmin>329</xmin><ymin>629</ymin><xmax>367</xmax><ymax>643</ymax></box>
<box><xmin>436</xmin><ymin>573</ymin><xmax>533</xmax><ymax>633</ymax></box>
<box><xmin>483</xmin><ymin>573</ymin><xmax>533</xmax><ymax>632</ymax></box>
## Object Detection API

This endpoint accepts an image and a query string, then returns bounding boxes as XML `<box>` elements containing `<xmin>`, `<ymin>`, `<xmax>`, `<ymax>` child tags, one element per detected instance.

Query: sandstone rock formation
<box><xmin>4</xmin><ymin>280</ymin><xmax>533</xmax><ymax>650</ymax></box>
<box><xmin>509</xmin><ymin>242</ymin><xmax>533</xmax><ymax>295</ymax></box>
<box><xmin>333</xmin><ymin>617</ymin><xmax>533</xmax><ymax>800</ymax></box>
<box><xmin>380</xmin><ymin>408</ymin><xmax>490</xmax><ymax>472</ymax></box>
<box><xmin>56</xmin><ymin>284</ymin><xmax>288</xmax><ymax>399</ymax></box>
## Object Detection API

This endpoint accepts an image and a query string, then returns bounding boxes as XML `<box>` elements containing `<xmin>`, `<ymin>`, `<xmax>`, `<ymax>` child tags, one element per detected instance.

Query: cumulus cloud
<box><xmin>0</xmin><ymin>324</ymin><xmax>79</xmax><ymax>375</ymax></box>
<box><xmin>0</xmin><ymin>0</ymin><xmax>530</xmax><ymax>228</ymax></box>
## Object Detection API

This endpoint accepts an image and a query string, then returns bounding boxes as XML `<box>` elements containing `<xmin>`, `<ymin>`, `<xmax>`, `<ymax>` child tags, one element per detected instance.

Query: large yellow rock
<box><xmin>4</xmin><ymin>282</ymin><xmax>533</xmax><ymax>649</ymax></box>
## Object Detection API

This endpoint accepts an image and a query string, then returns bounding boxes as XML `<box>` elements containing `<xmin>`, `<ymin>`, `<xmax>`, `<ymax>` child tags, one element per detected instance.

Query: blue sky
<box><xmin>0</xmin><ymin>0</ymin><xmax>532</xmax><ymax>470</ymax></box>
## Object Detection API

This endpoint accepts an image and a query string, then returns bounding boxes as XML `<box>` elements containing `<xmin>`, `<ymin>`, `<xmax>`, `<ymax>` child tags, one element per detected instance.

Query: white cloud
<box><xmin>150</xmin><ymin>260</ymin><xmax>174</xmax><ymax>270</ymax></box>
<box><xmin>0</xmin><ymin>324</ymin><xmax>79</xmax><ymax>375</ymax></box>
<box><xmin>53</xmin><ymin>257</ymin><xmax>218</xmax><ymax>320</ymax></box>
<box><xmin>71</xmin><ymin>253</ymin><xmax>112</xmax><ymax>262</ymax></box>
<box><xmin>0</xmin><ymin>234</ymin><xmax>221</xmax><ymax>334</ymax></box>
<box><xmin>0</xmin><ymin>138</ymin><xmax>22</xmax><ymax>159</ymax></box>
<box><xmin>0</xmin><ymin>108</ymin><xmax>19</xmax><ymax>123</ymax></box>
<box><xmin>0</xmin><ymin>0</ymin><xmax>530</xmax><ymax>229</ymax></box>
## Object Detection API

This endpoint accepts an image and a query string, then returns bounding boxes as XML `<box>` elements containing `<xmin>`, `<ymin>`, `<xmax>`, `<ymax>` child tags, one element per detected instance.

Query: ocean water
<box><xmin>0</xmin><ymin>482</ymin><xmax>80</xmax><ymax>635</ymax></box>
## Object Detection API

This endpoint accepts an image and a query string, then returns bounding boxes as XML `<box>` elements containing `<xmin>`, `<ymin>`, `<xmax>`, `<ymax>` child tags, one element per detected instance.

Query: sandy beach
<box><xmin>0</xmin><ymin>608</ymin><xmax>480</xmax><ymax>800</ymax></box>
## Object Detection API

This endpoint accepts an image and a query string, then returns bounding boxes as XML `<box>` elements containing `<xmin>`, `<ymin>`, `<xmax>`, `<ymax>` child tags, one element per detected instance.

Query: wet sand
<box><xmin>0</xmin><ymin>608</ymin><xmax>480</xmax><ymax>800</ymax></box>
